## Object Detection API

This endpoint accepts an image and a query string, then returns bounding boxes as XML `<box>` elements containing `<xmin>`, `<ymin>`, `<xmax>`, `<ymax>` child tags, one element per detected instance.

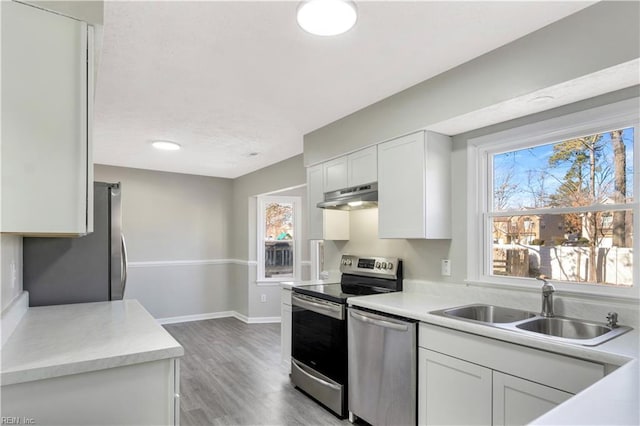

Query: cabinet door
<box><xmin>1</xmin><ymin>1</ymin><xmax>92</xmax><ymax>235</ymax></box>
<box><xmin>492</xmin><ymin>371</ymin><xmax>572</xmax><ymax>426</ymax></box>
<box><xmin>378</xmin><ymin>132</ymin><xmax>426</xmax><ymax>238</ymax></box>
<box><xmin>418</xmin><ymin>348</ymin><xmax>492</xmax><ymax>426</ymax></box>
<box><xmin>323</xmin><ymin>156</ymin><xmax>348</xmax><ymax>192</ymax></box>
<box><xmin>307</xmin><ymin>165</ymin><xmax>349</xmax><ymax>241</ymax></box>
<box><xmin>347</xmin><ymin>146</ymin><xmax>377</xmax><ymax>187</ymax></box>
<box><xmin>280</xmin><ymin>290</ymin><xmax>292</xmax><ymax>371</ymax></box>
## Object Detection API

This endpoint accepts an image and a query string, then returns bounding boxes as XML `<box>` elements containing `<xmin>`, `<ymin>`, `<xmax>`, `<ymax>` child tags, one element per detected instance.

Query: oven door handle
<box><xmin>292</xmin><ymin>294</ymin><xmax>344</xmax><ymax>320</ymax></box>
<box><xmin>292</xmin><ymin>359</ymin><xmax>341</xmax><ymax>391</ymax></box>
<box><xmin>349</xmin><ymin>309</ymin><xmax>409</xmax><ymax>332</ymax></box>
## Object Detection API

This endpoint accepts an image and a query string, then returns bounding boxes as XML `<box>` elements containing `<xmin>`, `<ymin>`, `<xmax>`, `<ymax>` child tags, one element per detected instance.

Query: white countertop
<box><xmin>0</xmin><ymin>300</ymin><xmax>184</xmax><ymax>386</ymax></box>
<box><xmin>280</xmin><ymin>279</ymin><xmax>335</xmax><ymax>290</ymax></box>
<box><xmin>348</xmin><ymin>292</ymin><xmax>640</xmax><ymax>425</ymax></box>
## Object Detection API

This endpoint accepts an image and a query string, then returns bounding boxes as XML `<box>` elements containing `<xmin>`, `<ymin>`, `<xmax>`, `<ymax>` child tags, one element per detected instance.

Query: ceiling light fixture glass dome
<box><xmin>151</xmin><ymin>140</ymin><xmax>181</xmax><ymax>151</ymax></box>
<box><xmin>297</xmin><ymin>0</ymin><xmax>357</xmax><ymax>36</ymax></box>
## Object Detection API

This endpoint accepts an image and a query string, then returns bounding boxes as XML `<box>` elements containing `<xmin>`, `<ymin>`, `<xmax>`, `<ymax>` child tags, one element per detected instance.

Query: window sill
<box><xmin>256</xmin><ymin>280</ymin><xmax>297</xmax><ymax>287</ymax></box>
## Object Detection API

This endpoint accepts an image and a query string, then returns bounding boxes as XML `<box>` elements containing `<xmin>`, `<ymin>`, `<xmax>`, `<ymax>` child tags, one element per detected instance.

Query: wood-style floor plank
<box><xmin>165</xmin><ymin>317</ymin><xmax>350</xmax><ymax>426</ymax></box>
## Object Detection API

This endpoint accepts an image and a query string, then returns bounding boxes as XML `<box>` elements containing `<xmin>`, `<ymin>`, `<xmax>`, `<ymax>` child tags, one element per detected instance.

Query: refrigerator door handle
<box><xmin>121</xmin><ymin>234</ymin><xmax>128</xmax><ymax>297</ymax></box>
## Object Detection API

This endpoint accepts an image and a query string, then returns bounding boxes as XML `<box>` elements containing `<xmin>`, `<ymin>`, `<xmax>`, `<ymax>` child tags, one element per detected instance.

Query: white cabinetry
<box><xmin>281</xmin><ymin>287</ymin><xmax>292</xmax><ymax>371</ymax></box>
<box><xmin>418</xmin><ymin>348</ymin><xmax>492</xmax><ymax>426</ymax></box>
<box><xmin>493</xmin><ymin>371</ymin><xmax>572</xmax><ymax>426</ymax></box>
<box><xmin>307</xmin><ymin>164</ymin><xmax>349</xmax><ymax>240</ymax></box>
<box><xmin>418</xmin><ymin>323</ymin><xmax>604</xmax><ymax>426</ymax></box>
<box><xmin>323</xmin><ymin>146</ymin><xmax>377</xmax><ymax>192</ymax></box>
<box><xmin>378</xmin><ymin>131</ymin><xmax>451</xmax><ymax>239</ymax></box>
<box><xmin>1</xmin><ymin>1</ymin><xmax>94</xmax><ymax>236</ymax></box>
<box><xmin>347</xmin><ymin>146</ymin><xmax>377</xmax><ymax>188</ymax></box>
<box><xmin>2</xmin><ymin>358</ymin><xmax>180</xmax><ymax>425</ymax></box>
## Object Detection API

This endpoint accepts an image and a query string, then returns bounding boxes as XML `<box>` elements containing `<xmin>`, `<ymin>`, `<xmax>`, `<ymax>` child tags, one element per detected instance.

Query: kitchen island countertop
<box><xmin>0</xmin><ymin>299</ymin><xmax>183</xmax><ymax>386</ymax></box>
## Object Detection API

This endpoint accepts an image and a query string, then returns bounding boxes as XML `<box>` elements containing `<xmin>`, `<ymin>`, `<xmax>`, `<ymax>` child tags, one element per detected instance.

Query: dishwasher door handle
<box><xmin>349</xmin><ymin>309</ymin><xmax>409</xmax><ymax>332</ymax></box>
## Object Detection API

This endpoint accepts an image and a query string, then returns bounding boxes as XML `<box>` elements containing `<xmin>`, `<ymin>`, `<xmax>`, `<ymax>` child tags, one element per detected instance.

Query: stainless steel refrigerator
<box><xmin>23</xmin><ymin>182</ymin><xmax>128</xmax><ymax>306</ymax></box>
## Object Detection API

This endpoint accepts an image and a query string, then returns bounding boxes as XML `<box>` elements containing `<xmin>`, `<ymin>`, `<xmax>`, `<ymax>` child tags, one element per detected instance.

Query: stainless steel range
<box><xmin>291</xmin><ymin>254</ymin><xmax>403</xmax><ymax>418</ymax></box>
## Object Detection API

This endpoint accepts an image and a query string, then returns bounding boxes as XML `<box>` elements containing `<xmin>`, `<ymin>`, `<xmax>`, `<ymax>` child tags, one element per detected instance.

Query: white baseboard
<box><xmin>156</xmin><ymin>311</ymin><xmax>236</xmax><ymax>325</ymax></box>
<box><xmin>157</xmin><ymin>310</ymin><xmax>281</xmax><ymax>325</ymax></box>
<box><xmin>235</xmin><ymin>313</ymin><xmax>281</xmax><ymax>324</ymax></box>
<box><xmin>1</xmin><ymin>291</ymin><xmax>29</xmax><ymax>347</ymax></box>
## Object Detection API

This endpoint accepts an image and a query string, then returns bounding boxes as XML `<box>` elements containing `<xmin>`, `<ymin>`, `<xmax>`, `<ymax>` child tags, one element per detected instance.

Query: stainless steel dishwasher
<box><xmin>347</xmin><ymin>306</ymin><xmax>417</xmax><ymax>426</ymax></box>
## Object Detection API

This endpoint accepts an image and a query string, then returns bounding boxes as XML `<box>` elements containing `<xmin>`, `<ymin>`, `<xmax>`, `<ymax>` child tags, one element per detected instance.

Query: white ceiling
<box><xmin>93</xmin><ymin>1</ymin><xmax>596</xmax><ymax>179</ymax></box>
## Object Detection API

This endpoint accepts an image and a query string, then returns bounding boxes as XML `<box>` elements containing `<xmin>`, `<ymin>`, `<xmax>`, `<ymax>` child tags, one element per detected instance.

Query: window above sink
<box><xmin>467</xmin><ymin>98</ymin><xmax>640</xmax><ymax>299</ymax></box>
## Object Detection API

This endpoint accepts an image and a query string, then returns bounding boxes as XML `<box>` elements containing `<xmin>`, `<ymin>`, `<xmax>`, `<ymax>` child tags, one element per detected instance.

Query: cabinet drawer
<box><xmin>419</xmin><ymin>323</ymin><xmax>604</xmax><ymax>394</ymax></box>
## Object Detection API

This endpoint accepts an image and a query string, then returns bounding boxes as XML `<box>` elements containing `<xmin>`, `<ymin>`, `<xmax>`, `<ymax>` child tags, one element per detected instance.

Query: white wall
<box><xmin>94</xmin><ymin>165</ymin><xmax>235</xmax><ymax>320</ymax></box>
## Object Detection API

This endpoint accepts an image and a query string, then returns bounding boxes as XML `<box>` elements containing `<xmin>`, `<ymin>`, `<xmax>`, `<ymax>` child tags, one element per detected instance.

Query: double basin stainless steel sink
<box><xmin>430</xmin><ymin>304</ymin><xmax>632</xmax><ymax>346</ymax></box>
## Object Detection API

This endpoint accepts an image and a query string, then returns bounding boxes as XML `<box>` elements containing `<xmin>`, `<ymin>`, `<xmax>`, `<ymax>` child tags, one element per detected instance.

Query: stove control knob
<box><xmin>381</xmin><ymin>262</ymin><xmax>387</xmax><ymax>269</ymax></box>
<box><xmin>347</xmin><ymin>259</ymin><xmax>352</xmax><ymax>266</ymax></box>
<box><xmin>375</xmin><ymin>262</ymin><xmax>381</xmax><ymax>269</ymax></box>
<box><xmin>387</xmin><ymin>262</ymin><xmax>393</xmax><ymax>270</ymax></box>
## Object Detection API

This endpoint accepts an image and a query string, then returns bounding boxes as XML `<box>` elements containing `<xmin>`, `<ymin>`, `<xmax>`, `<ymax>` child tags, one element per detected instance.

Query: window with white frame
<box><xmin>468</xmin><ymin>98</ymin><xmax>639</xmax><ymax>297</ymax></box>
<box><xmin>257</xmin><ymin>196</ymin><xmax>301</xmax><ymax>283</ymax></box>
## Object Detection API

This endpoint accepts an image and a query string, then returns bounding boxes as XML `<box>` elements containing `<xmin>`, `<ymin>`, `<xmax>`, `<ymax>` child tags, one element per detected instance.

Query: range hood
<box><xmin>317</xmin><ymin>183</ymin><xmax>378</xmax><ymax>211</ymax></box>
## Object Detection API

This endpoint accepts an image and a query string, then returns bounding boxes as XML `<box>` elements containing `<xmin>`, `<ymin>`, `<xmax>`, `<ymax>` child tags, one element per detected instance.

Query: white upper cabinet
<box><xmin>307</xmin><ymin>164</ymin><xmax>349</xmax><ymax>241</ymax></box>
<box><xmin>1</xmin><ymin>1</ymin><xmax>94</xmax><ymax>236</ymax></box>
<box><xmin>347</xmin><ymin>146</ymin><xmax>377</xmax><ymax>187</ymax></box>
<box><xmin>378</xmin><ymin>131</ymin><xmax>451</xmax><ymax>239</ymax></box>
<box><xmin>323</xmin><ymin>146</ymin><xmax>378</xmax><ymax>193</ymax></box>
<box><xmin>322</xmin><ymin>156</ymin><xmax>348</xmax><ymax>193</ymax></box>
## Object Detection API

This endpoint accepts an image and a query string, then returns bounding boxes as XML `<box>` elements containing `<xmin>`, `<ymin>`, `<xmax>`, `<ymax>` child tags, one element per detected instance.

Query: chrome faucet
<box><xmin>537</xmin><ymin>275</ymin><xmax>555</xmax><ymax>318</ymax></box>
<box><xmin>606</xmin><ymin>312</ymin><xmax>619</xmax><ymax>328</ymax></box>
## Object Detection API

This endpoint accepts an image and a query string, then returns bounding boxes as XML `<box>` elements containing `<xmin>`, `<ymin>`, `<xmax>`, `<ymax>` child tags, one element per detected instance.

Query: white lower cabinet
<box><xmin>418</xmin><ymin>323</ymin><xmax>604</xmax><ymax>426</ymax></box>
<box><xmin>418</xmin><ymin>348</ymin><xmax>492</xmax><ymax>426</ymax></box>
<box><xmin>281</xmin><ymin>288</ymin><xmax>292</xmax><ymax>371</ymax></box>
<box><xmin>1</xmin><ymin>358</ymin><xmax>180</xmax><ymax>425</ymax></box>
<box><xmin>493</xmin><ymin>371</ymin><xmax>572</xmax><ymax>426</ymax></box>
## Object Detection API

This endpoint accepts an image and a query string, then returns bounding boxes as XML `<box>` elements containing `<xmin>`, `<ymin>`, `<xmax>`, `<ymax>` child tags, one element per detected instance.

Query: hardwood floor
<box><xmin>164</xmin><ymin>317</ymin><xmax>350</xmax><ymax>426</ymax></box>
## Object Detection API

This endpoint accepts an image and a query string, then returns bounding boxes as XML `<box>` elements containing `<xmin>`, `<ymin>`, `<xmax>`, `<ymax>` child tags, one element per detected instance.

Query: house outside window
<box><xmin>257</xmin><ymin>196</ymin><xmax>301</xmax><ymax>283</ymax></box>
<box><xmin>468</xmin><ymin>98</ymin><xmax>639</xmax><ymax>298</ymax></box>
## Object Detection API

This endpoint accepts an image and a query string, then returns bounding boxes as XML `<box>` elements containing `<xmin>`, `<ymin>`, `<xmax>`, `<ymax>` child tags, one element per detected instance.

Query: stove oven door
<box><xmin>291</xmin><ymin>293</ymin><xmax>347</xmax><ymax>417</ymax></box>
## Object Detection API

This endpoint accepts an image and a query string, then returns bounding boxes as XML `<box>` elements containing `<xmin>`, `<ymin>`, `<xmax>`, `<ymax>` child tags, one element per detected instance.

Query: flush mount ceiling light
<box><xmin>297</xmin><ymin>0</ymin><xmax>357</xmax><ymax>36</ymax></box>
<box><xmin>151</xmin><ymin>140</ymin><xmax>181</xmax><ymax>151</ymax></box>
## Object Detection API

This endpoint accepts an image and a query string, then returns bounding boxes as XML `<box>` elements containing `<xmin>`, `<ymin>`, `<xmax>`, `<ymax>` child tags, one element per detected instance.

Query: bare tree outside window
<box><xmin>490</xmin><ymin>127</ymin><xmax>634</xmax><ymax>286</ymax></box>
<box><xmin>263</xmin><ymin>202</ymin><xmax>294</xmax><ymax>278</ymax></box>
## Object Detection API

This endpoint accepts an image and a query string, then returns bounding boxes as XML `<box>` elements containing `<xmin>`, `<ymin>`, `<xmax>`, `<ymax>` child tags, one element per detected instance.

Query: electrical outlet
<box><xmin>441</xmin><ymin>259</ymin><xmax>451</xmax><ymax>276</ymax></box>
<box><xmin>260</xmin><ymin>294</ymin><xmax>267</xmax><ymax>303</ymax></box>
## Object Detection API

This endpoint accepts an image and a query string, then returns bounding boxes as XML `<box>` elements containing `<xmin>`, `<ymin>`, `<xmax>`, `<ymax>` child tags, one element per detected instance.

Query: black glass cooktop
<box><xmin>293</xmin><ymin>282</ymin><xmax>394</xmax><ymax>304</ymax></box>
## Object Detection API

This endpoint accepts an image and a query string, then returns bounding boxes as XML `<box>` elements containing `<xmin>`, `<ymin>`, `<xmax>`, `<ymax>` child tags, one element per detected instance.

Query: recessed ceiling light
<box><xmin>151</xmin><ymin>140</ymin><xmax>181</xmax><ymax>151</ymax></box>
<box><xmin>297</xmin><ymin>0</ymin><xmax>357</xmax><ymax>36</ymax></box>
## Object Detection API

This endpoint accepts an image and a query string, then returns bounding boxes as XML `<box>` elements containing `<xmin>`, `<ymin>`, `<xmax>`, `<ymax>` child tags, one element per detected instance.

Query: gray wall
<box><xmin>94</xmin><ymin>156</ymin><xmax>307</xmax><ymax>321</ymax></box>
<box><xmin>231</xmin><ymin>154</ymin><xmax>307</xmax><ymax>318</ymax></box>
<box><xmin>94</xmin><ymin>165</ymin><xmax>234</xmax><ymax>319</ymax></box>
<box><xmin>231</xmin><ymin>154</ymin><xmax>306</xmax><ymax>259</ymax></box>
<box><xmin>304</xmin><ymin>1</ymin><xmax>640</xmax><ymax>166</ymax></box>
